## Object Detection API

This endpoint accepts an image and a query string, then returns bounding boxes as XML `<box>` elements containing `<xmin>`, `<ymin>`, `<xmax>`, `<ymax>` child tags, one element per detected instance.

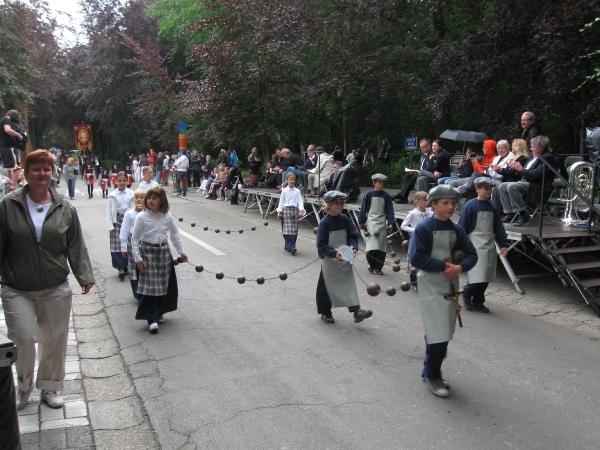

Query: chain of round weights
<box><xmin>171</xmin><ymin>213</ymin><xmax>270</xmax><ymax>234</ymax></box>
<box><xmin>365</xmin><ymin>248</ymin><xmax>466</xmax><ymax>297</ymax></box>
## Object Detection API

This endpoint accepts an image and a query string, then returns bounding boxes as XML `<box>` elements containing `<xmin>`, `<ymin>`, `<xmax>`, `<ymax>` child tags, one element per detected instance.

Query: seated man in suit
<box><xmin>497</xmin><ymin>135</ymin><xmax>555</xmax><ymax>227</ymax></box>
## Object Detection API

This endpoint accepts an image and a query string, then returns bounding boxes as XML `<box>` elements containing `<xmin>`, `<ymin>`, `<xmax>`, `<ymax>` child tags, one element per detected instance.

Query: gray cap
<box><xmin>427</xmin><ymin>185</ymin><xmax>461</xmax><ymax>205</ymax></box>
<box><xmin>323</xmin><ymin>190</ymin><xmax>347</xmax><ymax>203</ymax></box>
<box><xmin>371</xmin><ymin>173</ymin><xmax>388</xmax><ymax>181</ymax></box>
<box><xmin>474</xmin><ymin>177</ymin><xmax>496</xmax><ymax>187</ymax></box>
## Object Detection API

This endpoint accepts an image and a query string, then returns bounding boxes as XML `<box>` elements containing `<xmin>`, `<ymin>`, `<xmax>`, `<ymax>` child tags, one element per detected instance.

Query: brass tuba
<box><xmin>561</xmin><ymin>161</ymin><xmax>595</xmax><ymax>224</ymax></box>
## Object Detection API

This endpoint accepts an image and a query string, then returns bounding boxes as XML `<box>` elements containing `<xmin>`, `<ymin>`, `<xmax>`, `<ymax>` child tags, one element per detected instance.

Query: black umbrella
<box><xmin>586</xmin><ymin>127</ymin><xmax>600</xmax><ymax>162</ymax></box>
<box><xmin>439</xmin><ymin>129</ymin><xmax>488</xmax><ymax>143</ymax></box>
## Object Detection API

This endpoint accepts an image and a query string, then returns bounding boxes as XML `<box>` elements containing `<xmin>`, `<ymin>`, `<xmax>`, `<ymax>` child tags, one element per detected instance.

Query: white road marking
<box><xmin>178</xmin><ymin>229</ymin><xmax>226</xmax><ymax>256</ymax></box>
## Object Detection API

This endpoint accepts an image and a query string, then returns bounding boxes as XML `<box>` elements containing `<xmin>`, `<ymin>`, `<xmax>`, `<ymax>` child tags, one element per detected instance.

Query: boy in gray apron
<box><xmin>357</xmin><ymin>173</ymin><xmax>395</xmax><ymax>275</ymax></box>
<box><xmin>316</xmin><ymin>191</ymin><xmax>373</xmax><ymax>324</ymax></box>
<box><xmin>409</xmin><ymin>186</ymin><xmax>478</xmax><ymax>397</ymax></box>
<box><xmin>458</xmin><ymin>177</ymin><xmax>509</xmax><ymax>313</ymax></box>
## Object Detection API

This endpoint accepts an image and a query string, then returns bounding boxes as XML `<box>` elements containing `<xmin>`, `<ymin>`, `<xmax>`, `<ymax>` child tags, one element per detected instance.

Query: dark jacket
<box><xmin>521</xmin><ymin>124</ymin><xmax>540</xmax><ymax>149</ymax></box>
<box><xmin>0</xmin><ymin>186</ymin><xmax>95</xmax><ymax>291</ymax></box>
<box><xmin>280</xmin><ymin>153</ymin><xmax>304</xmax><ymax>171</ymax></box>
<box><xmin>520</xmin><ymin>151</ymin><xmax>555</xmax><ymax>204</ymax></box>
<box><xmin>191</xmin><ymin>155</ymin><xmax>203</xmax><ymax>171</ymax></box>
<box><xmin>423</xmin><ymin>150</ymin><xmax>451</xmax><ymax>177</ymax></box>
<box><xmin>499</xmin><ymin>155</ymin><xmax>528</xmax><ymax>182</ymax></box>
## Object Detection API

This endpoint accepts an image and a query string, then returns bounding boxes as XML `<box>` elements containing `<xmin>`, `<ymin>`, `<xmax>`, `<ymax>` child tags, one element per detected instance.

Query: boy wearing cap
<box><xmin>357</xmin><ymin>173</ymin><xmax>395</xmax><ymax>275</ymax></box>
<box><xmin>316</xmin><ymin>190</ymin><xmax>373</xmax><ymax>324</ymax></box>
<box><xmin>409</xmin><ymin>185</ymin><xmax>477</xmax><ymax>397</ymax></box>
<box><xmin>458</xmin><ymin>177</ymin><xmax>509</xmax><ymax>313</ymax></box>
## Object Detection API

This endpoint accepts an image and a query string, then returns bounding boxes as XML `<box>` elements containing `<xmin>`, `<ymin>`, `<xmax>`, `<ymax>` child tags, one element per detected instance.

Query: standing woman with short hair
<box><xmin>0</xmin><ymin>149</ymin><xmax>95</xmax><ymax>409</ymax></box>
<box><xmin>0</xmin><ymin>110</ymin><xmax>24</xmax><ymax>187</ymax></box>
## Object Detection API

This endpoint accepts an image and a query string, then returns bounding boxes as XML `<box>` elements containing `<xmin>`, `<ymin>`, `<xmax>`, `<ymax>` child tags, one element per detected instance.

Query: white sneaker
<box><xmin>149</xmin><ymin>323</ymin><xmax>159</xmax><ymax>333</ymax></box>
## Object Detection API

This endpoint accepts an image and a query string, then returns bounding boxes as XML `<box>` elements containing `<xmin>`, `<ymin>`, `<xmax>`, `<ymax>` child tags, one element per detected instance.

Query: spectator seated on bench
<box><xmin>306</xmin><ymin>146</ymin><xmax>333</xmax><ymax>197</ymax></box>
<box><xmin>497</xmin><ymin>136</ymin><xmax>555</xmax><ymax>227</ymax></box>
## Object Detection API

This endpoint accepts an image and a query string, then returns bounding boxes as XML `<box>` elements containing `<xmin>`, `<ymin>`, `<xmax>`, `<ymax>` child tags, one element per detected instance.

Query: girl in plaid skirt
<box><xmin>276</xmin><ymin>173</ymin><xmax>305</xmax><ymax>255</ymax></box>
<box><xmin>107</xmin><ymin>172</ymin><xmax>134</xmax><ymax>280</ymax></box>
<box><xmin>120</xmin><ymin>189</ymin><xmax>146</xmax><ymax>299</ymax></box>
<box><xmin>131</xmin><ymin>186</ymin><xmax>188</xmax><ymax>333</ymax></box>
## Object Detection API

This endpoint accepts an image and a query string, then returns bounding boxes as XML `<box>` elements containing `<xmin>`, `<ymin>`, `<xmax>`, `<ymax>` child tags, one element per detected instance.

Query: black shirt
<box><xmin>0</xmin><ymin>117</ymin><xmax>17</xmax><ymax>148</ymax></box>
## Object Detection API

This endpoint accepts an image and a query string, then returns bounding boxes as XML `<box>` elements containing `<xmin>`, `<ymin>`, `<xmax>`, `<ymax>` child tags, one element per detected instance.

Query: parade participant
<box><xmin>110</xmin><ymin>163</ymin><xmax>120</xmax><ymax>188</ymax></box>
<box><xmin>125</xmin><ymin>164</ymin><xmax>134</xmax><ymax>188</ymax></box>
<box><xmin>400</xmin><ymin>191</ymin><xmax>432</xmax><ymax>292</ymax></box>
<box><xmin>316</xmin><ymin>190</ymin><xmax>373</xmax><ymax>324</ymax></box>
<box><xmin>139</xmin><ymin>166</ymin><xmax>159</xmax><ymax>192</ymax></box>
<box><xmin>83</xmin><ymin>163</ymin><xmax>95</xmax><ymax>198</ymax></box>
<box><xmin>107</xmin><ymin>172</ymin><xmax>134</xmax><ymax>280</ymax></box>
<box><xmin>409</xmin><ymin>185</ymin><xmax>477</xmax><ymax>397</ymax></box>
<box><xmin>276</xmin><ymin>173</ymin><xmax>305</xmax><ymax>255</ymax></box>
<box><xmin>132</xmin><ymin>157</ymin><xmax>140</xmax><ymax>181</ymax></box>
<box><xmin>120</xmin><ymin>189</ymin><xmax>146</xmax><ymax>300</ymax></box>
<box><xmin>64</xmin><ymin>157</ymin><xmax>78</xmax><ymax>200</ymax></box>
<box><xmin>0</xmin><ymin>149</ymin><xmax>94</xmax><ymax>410</ymax></box>
<box><xmin>100</xmin><ymin>169</ymin><xmax>110</xmax><ymax>198</ymax></box>
<box><xmin>357</xmin><ymin>173</ymin><xmax>395</xmax><ymax>275</ymax></box>
<box><xmin>132</xmin><ymin>186</ymin><xmax>187</xmax><ymax>333</ymax></box>
<box><xmin>458</xmin><ymin>177</ymin><xmax>509</xmax><ymax>313</ymax></box>
<box><xmin>0</xmin><ymin>110</ymin><xmax>23</xmax><ymax>187</ymax></box>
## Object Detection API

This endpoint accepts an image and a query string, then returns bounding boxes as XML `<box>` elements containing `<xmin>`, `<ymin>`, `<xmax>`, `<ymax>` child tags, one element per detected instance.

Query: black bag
<box><xmin>330</xmin><ymin>165</ymin><xmax>361</xmax><ymax>202</ymax></box>
<box><xmin>73</xmin><ymin>168</ymin><xmax>79</xmax><ymax>176</ymax></box>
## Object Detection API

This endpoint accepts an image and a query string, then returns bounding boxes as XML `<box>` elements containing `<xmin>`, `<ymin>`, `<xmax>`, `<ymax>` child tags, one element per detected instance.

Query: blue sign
<box><xmin>177</xmin><ymin>121</ymin><xmax>187</xmax><ymax>133</ymax></box>
<box><xmin>405</xmin><ymin>136</ymin><xmax>418</xmax><ymax>151</ymax></box>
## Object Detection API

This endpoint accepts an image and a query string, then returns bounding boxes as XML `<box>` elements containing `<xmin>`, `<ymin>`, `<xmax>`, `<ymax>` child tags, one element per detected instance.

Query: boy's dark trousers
<box><xmin>422</xmin><ymin>335</ymin><xmax>448</xmax><ymax>380</ymax></box>
<box><xmin>463</xmin><ymin>282</ymin><xmax>489</xmax><ymax>306</ymax></box>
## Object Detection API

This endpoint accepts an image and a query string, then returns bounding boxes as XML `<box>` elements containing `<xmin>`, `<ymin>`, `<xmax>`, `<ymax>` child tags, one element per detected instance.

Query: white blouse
<box><xmin>401</xmin><ymin>208</ymin><xmax>433</xmax><ymax>234</ymax></box>
<box><xmin>276</xmin><ymin>186</ymin><xmax>305</xmax><ymax>214</ymax></box>
<box><xmin>106</xmin><ymin>188</ymin><xmax>134</xmax><ymax>230</ymax></box>
<box><xmin>131</xmin><ymin>210</ymin><xmax>185</xmax><ymax>262</ymax></box>
<box><xmin>138</xmin><ymin>180</ymin><xmax>159</xmax><ymax>192</ymax></box>
<box><xmin>119</xmin><ymin>208</ymin><xmax>140</xmax><ymax>252</ymax></box>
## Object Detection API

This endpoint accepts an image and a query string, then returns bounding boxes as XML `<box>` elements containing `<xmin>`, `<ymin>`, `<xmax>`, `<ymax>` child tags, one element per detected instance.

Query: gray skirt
<box><xmin>110</xmin><ymin>212</ymin><xmax>124</xmax><ymax>253</ymax></box>
<box><xmin>136</xmin><ymin>241</ymin><xmax>172</xmax><ymax>296</ymax></box>
<box><xmin>282</xmin><ymin>206</ymin><xmax>299</xmax><ymax>235</ymax></box>
<box><xmin>127</xmin><ymin>237</ymin><xmax>137</xmax><ymax>281</ymax></box>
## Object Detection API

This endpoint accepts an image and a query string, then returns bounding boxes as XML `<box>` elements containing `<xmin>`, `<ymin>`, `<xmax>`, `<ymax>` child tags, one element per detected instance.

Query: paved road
<box><xmin>8</xmin><ymin>183</ymin><xmax>600</xmax><ymax>449</ymax></box>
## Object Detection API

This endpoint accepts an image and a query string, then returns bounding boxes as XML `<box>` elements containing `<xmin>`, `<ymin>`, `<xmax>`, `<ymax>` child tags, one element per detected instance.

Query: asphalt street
<box><xmin>71</xmin><ymin>184</ymin><xmax>600</xmax><ymax>450</ymax></box>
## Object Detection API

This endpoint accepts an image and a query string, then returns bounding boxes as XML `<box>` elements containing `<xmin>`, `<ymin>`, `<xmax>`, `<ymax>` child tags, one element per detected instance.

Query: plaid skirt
<box><xmin>282</xmin><ymin>206</ymin><xmax>299</xmax><ymax>235</ymax></box>
<box><xmin>126</xmin><ymin>237</ymin><xmax>137</xmax><ymax>281</ymax></box>
<box><xmin>136</xmin><ymin>241</ymin><xmax>172</xmax><ymax>296</ymax></box>
<box><xmin>109</xmin><ymin>212</ymin><xmax>124</xmax><ymax>253</ymax></box>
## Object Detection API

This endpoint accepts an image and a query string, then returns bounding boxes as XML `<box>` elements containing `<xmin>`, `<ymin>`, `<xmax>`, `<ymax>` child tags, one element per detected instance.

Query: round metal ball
<box><xmin>410</xmin><ymin>267</ymin><xmax>418</xmax><ymax>275</ymax></box>
<box><xmin>256</xmin><ymin>277</ymin><xmax>265</xmax><ymax>285</ymax></box>
<box><xmin>264</xmin><ymin>222</ymin><xmax>269</xmax><ymax>226</ymax></box>
<box><xmin>364</xmin><ymin>231</ymin><xmax>370</xmax><ymax>237</ymax></box>
<box><xmin>226</xmin><ymin>230</ymin><xmax>231</xmax><ymax>234</ymax></box>
<box><xmin>279</xmin><ymin>272</ymin><xmax>288</xmax><ymax>281</ymax></box>
<box><xmin>251</xmin><ymin>227</ymin><xmax>256</xmax><ymax>231</ymax></box>
<box><xmin>239</xmin><ymin>230</ymin><xmax>243</xmax><ymax>234</ymax></box>
<box><xmin>394</xmin><ymin>258</ymin><xmax>401</xmax><ymax>265</ymax></box>
<box><xmin>313</xmin><ymin>227</ymin><xmax>318</xmax><ymax>234</ymax></box>
<box><xmin>392</xmin><ymin>265</ymin><xmax>401</xmax><ymax>273</ymax></box>
<box><xmin>237</xmin><ymin>276</ymin><xmax>246</xmax><ymax>284</ymax></box>
<box><xmin>203</xmin><ymin>226</ymin><xmax>208</xmax><ymax>231</ymax></box>
<box><xmin>390</xmin><ymin>251</ymin><xmax>397</xmax><ymax>257</ymax></box>
<box><xmin>177</xmin><ymin>256</ymin><xmax>183</xmax><ymax>263</ymax></box>
<box><xmin>173</xmin><ymin>259</ymin><xmax>179</xmax><ymax>266</ymax></box>
<box><xmin>215</xmin><ymin>229</ymin><xmax>220</xmax><ymax>233</ymax></box>
<box><xmin>452</xmin><ymin>250</ymin><xmax>466</xmax><ymax>265</ymax></box>
<box><xmin>402</xmin><ymin>240</ymin><xmax>409</xmax><ymax>249</ymax></box>
<box><xmin>386</xmin><ymin>287</ymin><xmax>397</xmax><ymax>296</ymax></box>
<box><xmin>178</xmin><ymin>217</ymin><xmax>183</xmax><ymax>222</ymax></box>
<box><xmin>374</xmin><ymin>231</ymin><xmax>380</xmax><ymax>237</ymax></box>
<box><xmin>195</xmin><ymin>265</ymin><xmax>204</xmax><ymax>273</ymax></box>
<box><xmin>366</xmin><ymin>283</ymin><xmax>381</xmax><ymax>297</ymax></box>
<box><xmin>387</xmin><ymin>239</ymin><xmax>394</xmax><ymax>246</ymax></box>
<box><xmin>400</xmin><ymin>282</ymin><xmax>411</xmax><ymax>292</ymax></box>
<box><xmin>215</xmin><ymin>272</ymin><xmax>224</xmax><ymax>280</ymax></box>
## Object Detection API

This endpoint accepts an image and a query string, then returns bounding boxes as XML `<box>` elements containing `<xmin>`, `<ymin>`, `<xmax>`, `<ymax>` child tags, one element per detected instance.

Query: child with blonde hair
<box><xmin>120</xmin><ymin>189</ymin><xmax>146</xmax><ymax>299</ymax></box>
<box><xmin>139</xmin><ymin>166</ymin><xmax>159</xmax><ymax>192</ymax></box>
<box><xmin>276</xmin><ymin>173</ymin><xmax>305</xmax><ymax>254</ymax></box>
<box><xmin>401</xmin><ymin>191</ymin><xmax>433</xmax><ymax>292</ymax></box>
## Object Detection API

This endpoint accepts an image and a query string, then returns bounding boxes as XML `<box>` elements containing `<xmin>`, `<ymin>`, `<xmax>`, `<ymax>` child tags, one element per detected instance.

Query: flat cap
<box><xmin>427</xmin><ymin>185</ymin><xmax>461</xmax><ymax>205</ymax></box>
<box><xmin>474</xmin><ymin>177</ymin><xmax>496</xmax><ymax>187</ymax></box>
<box><xmin>371</xmin><ymin>173</ymin><xmax>388</xmax><ymax>181</ymax></box>
<box><xmin>323</xmin><ymin>190</ymin><xmax>347</xmax><ymax>203</ymax></box>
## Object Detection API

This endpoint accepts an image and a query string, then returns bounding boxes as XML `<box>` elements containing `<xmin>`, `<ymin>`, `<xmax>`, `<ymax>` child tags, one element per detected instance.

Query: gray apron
<box><xmin>322</xmin><ymin>229</ymin><xmax>359</xmax><ymax>308</ymax></box>
<box><xmin>365</xmin><ymin>197</ymin><xmax>387</xmax><ymax>252</ymax></box>
<box><xmin>417</xmin><ymin>229</ymin><xmax>459</xmax><ymax>344</ymax></box>
<box><xmin>467</xmin><ymin>211</ymin><xmax>496</xmax><ymax>284</ymax></box>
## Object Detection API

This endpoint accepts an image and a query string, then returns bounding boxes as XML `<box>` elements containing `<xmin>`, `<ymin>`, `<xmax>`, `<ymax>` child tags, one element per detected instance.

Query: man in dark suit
<box><xmin>521</xmin><ymin>111</ymin><xmax>540</xmax><ymax>149</ymax></box>
<box><xmin>414</xmin><ymin>140</ymin><xmax>451</xmax><ymax>192</ymax></box>
<box><xmin>498</xmin><ymin>135</ymin><xmax>555</xmax><ymax>226</ymax></box>
<box><xmin>393</xmin><ymin>139</ymin><xmax>432</xmax><ymax>204</ymax></box>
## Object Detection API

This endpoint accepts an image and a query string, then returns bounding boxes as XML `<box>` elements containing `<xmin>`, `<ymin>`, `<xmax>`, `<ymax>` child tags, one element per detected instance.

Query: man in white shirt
<box><xmin>174</xmin><ymin>150</ymin><xmax>190</xmax><ymax>196</ymax></box>
<box><xmin>163</xmin><ymin>153</ymin><xmax>170</xmax><ymax>186</ymax></box>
